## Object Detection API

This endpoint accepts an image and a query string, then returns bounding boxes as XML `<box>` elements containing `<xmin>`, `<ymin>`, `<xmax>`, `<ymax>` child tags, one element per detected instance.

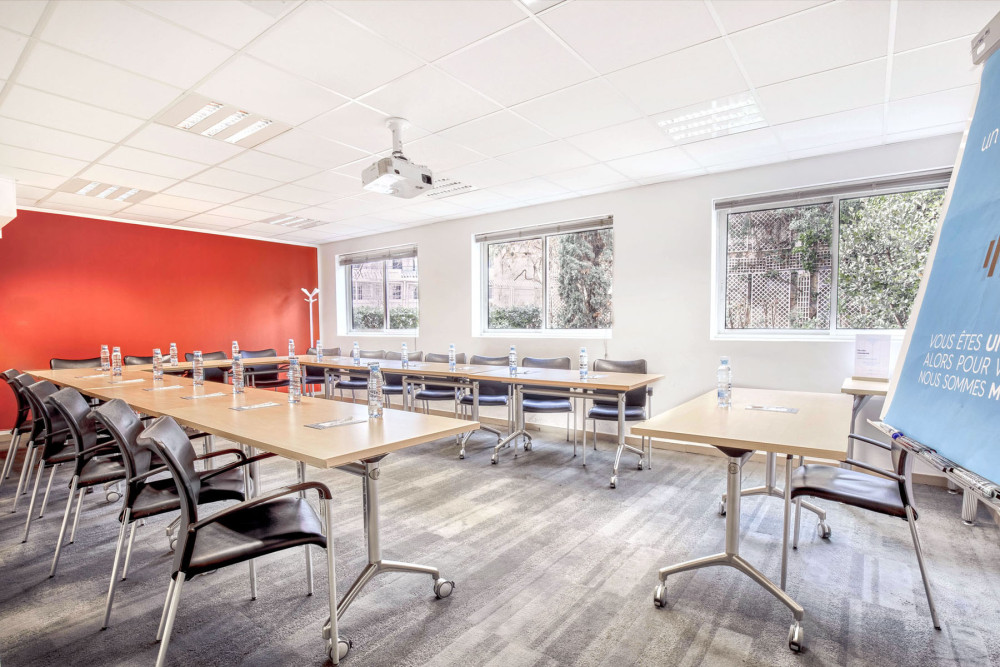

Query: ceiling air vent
<box><xmin>425</xmin><ymin>177</ymin><xmax>476</xmax><ymax>199</ymax></box>
<box><xmin>155</xmin><ymin>93</ymin><xmax>290</xmax><ymax>148</ymax></box>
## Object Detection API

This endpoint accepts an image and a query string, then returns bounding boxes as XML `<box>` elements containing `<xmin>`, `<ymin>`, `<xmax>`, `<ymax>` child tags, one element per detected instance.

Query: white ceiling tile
<box><xmin>140</xmin><ymin>193</ymin><xmax>219</xmax><ymax>214</ymax></box>
<box><xmin>891</xmin><ymin>38</ymin><xmax>983</xmax><ymax>101</ymax></box>
<box><xmin>221</xmin><ymin>150</ymin><xmax>319</xmax><ymax>182</ymax></box>
<box><xmin>0</xmin><ymin>85</ymin><xmax>144</xmax><ymax>143</ymax></box>
<box><xmin>360</xmin><ymin>66</ymin><xmax>501</xmax><ymax>133</ymax></box>
<box><xmin>229</xmin><ymin>194</ymin><xmax>303</xmax><ymax>214</ymax></box>
<box><xmin>311</xmin><ymin>196</ymin><xmax>389</xmax><ymax>222</ymax></box>
<box><xmin>772</xmin><ymin>105</ymin><xmax>885</xmax><ymax>152</ymax></box>
<box><xmin>46</xmin><ymin>191</ymin><xmax>130</xmax><ymax>212</ymax></box>
<box><xmin>229</xmin><ymin>222</ymin><xmax>290</xmax><ymax>237</ymax></box>
<box><xmin>442</xmin><ymin>188</ymin><xmax>515</xmax><ymax>210</ymax></box>
<box><xmin>729</xmin><ymin>1</ymin><xmax>889</xmax><ymax>87</ymax></box>
<box><xmin>188</xmin><ymin>167</ymin><xmax>283</xmax><ymax>194</ymax></box>
<box><xmin>403</xmin><ymin>134</ymin><xmax>484</xmax><ymax>171</ymax></box>
<box><xmin>543</xmin><ymin>163</ymin><xmax>632</xmax><ymax>191</ymax></box>
<box><xmin>302</xmin><ymin>102</ymin><xmax>426</xmax><ymax>153</ymax></box>
<box><xmin>682</xmin><ymin>127</ymin><xmax>784</xmax><ymax>167</ymax></box>
<box><xmin>0</xmin><ymin>143</ymin><xmax>87</xmax><ymax>176</ymax></box>
<box><xmin>542</xmin><ymin>0</ymin><xmax>719</xmax><ymax>73</ymax></box>
<box><xmin>163</xmin><ymin>180</ymin><xmax>246</xmax><ymax>204</ymax></box>
<box><xmin>886</xmin><ymin>85</ymin><xmax>978</xmax><ymax>135</ymax></box>
<box><xmin>0</xmin><ymin>0</ymin><xmax>46</xmax><ymax>35</ymax></box>
<box><xmin>42</xmin><ymin>201</ymin><xmax>128</xmax><ymax>217</ymax></box>
<box><xmin>261</xmin><ymin>183</ymin><xmax>335</xmax><ymax>206</ymax></box>
<box><xmin>0</xmin><ymin>116</ymin><xmax>112</xmax><ymax>161</ymax></box>
<box><xmin>605</xmin><ymin>147</ymin><xmax>701</xmax><ymax>179</ymax></box>
<box><xmin>294</xmin><ymin>170</ymin><xmax>363</xmax><ymax>197</ymax></box>
<box><xmin>248</xmin><ymin>2</ymin><xmax>422</xmax><ymax>97</ymax></box>
<box><xmin>500</xmin><ymin>141</ymin><xmax>596</xmax><ymax>176</ymax></box>
<box><xmin>885</xmin><ymin>123</ymin><xmax>967</xmax><ymax>145</ymax></box>
<box><xmin>784</xmin><ymin>135</ymin><xmax>884</xmax><ymax>162</ymax></box>
<box><xmin>14</xmin><ymin>183</ymin><xmax>50</xmax><ymax>201</ymax></box>
<box><xmin>101</xmin><ymin>146</ymin><xmax>208</xmax><ymax>180</ymax></box>
<box><xmin>131</xmin><ymin>0</ymin><xmax>280</xmax><ymax>49</ymax></box>
<box><xmin>255</xmin><ymin>129</ymin><xmax>367</xmax><ymax>169</ymax></box>
<box><xmin>171</xmin><ymin>220</ymin><xmax>227</xmax><ymax>231</ymax></box>
<box><xmin>437</xmin><ymin>111</ymin><xmax>553</xmax><ymax>157</ymax></box>
<box><xmin>204</xmin><ymin>205</ymin><xmax>272</xmax><ymax>222</ymax></box>
<box><xmin>606</xmin><ymin>39</ymin><xmax>748</xmax><ymax>115</ymax></box>
<box><xmin>404</xmin><ymin>201</ymin><xmax>473</xmax><ymax>220</ymax></box>
<box><xmin>273</xmin><ymin>229</ymin><xmax>330</xmax><ymax>242</ymax></box>
<box><xmin>438</xmin><ymin>21</ymin><xmax>594</xmax><ymax>106</ymax></box>
<box><xmin>197</xmin><ymin>55</ymin><xmax>350</xmax><ymax>126</ymax></box>
<box><xmin>17</xmin><ymin>42</ymin><xmax>181</xmax><ymax>118</ymax></box>
<box><xmin>512</xmin><ymin>78</ymin><xmax>641</xmax><ymax>138</ymax></box>
<box><xmin>333</xmin><ymin>155</ymin><xmax>383</xmax><ymax>178</ymax></box>
<box><xmin>712</xmin><ymin>1</ymin><xmax>830</xmax><ymax>34</ymax></box>
<box><xmin>565</xmin><ymin>118</ymin><xmax>672</xmax><ymax>161</ymax></box>
<box><xmin>185</xmin><ymin>212</ymin><xmax>255</xmax><ymax>228</ymax></box>
<box><xmin>41</xmin><ymin>0</ymin><xmax>233</xmax><ymax>88</ymax></box>
<box><xmin>756</xmin><ymin>58</ymin><xmax>886</xmax><ymax>125</ymax></box>
<box><xmin>80</xmin><ymin>164</ymin><xmax>177</xmax><ymax>192</ymax></box>
<box><xmin>369</xmin><ymin>207</ymin><xmax>435</xmax><ymax>224</ymax></box>
<box><xmin>702</xmin><ymin>153</ymin><xmax>786</xmax><ymax>173</ymax></box>
<box><xmin>575</xmin><ymin>182</ymin><xmax>635</xmax><ymax>197</ymax></box>
<box><xmin>894</xmin><ymin>0</ymin><xmax>1000</xmax><ymax>53</ymax></box>
<box><xmin>490</xmin><ymin>178</ymin><xmax>570</xmax><ymax>202</ymax></box>
<box><xmin>3</xmin><ymin>165</ymin><xmax>67</xmax><ymax>189</ymax></box>
<box><xmin>125</xmin><ymin>124</ymin><xmax>245</xmax><ymax>165</ymax></box>
<box><xmin>118</xmin><ymin>202</ymin><xmax>194</xmax><ymax>221</ymax></box>
<box><xmin>346</xmin><ymin>190</ymin><xmax>410</xmax><ymax>212</ymax></box>
<box><xmin>441</xmin><ymin>159</ymin><xmax>524</xmax><ymax>188</ymax></box>
<box><xmin>0</xmin><ymin>27</ymin><xmax>27</xmax><ymax>80</ymax></box>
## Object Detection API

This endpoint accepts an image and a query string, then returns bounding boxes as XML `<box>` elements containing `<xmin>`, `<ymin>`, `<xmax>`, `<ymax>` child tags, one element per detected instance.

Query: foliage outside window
<box><xmin>721</xmin><ymin>187</ymin><xmax>944</xmax><ymax>334</ymax></box>
<box><xmin>485</xmin><ymin>227</ymin><xmax>613</xmax><ymax>331</ymax></box>
<box><xmin>348</xmin><ymin>257</ymin><xmax>419</xmax><ymax>333</ymax></box>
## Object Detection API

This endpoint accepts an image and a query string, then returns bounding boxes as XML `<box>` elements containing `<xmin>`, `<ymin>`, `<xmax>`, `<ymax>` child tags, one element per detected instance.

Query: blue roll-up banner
<box><xmin>884</xmin><ymin>51</ymin><xmax>1000</xmax><ymax>484</ymax></box>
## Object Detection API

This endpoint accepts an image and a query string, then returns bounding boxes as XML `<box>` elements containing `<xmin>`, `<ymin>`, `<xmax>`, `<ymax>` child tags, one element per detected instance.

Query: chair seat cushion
<box><xmin>336</xmin><ymin>380</ymin><xmax>368</xmax><ymax>390</ymax></box>
<box><xmin>79</xmin><ymin>456</ymin><xmax>126</xmax><ymax>487</ymax></box>
<box><xmin>186</xmin><ymin>497</ymin><xmax>326</xmax><ymax>576</ymax></box>
<box><xmin>382</xmin><ymin>384</ymin><xmax>404</xmax><ymax>395</ymax></box>
<box><xmin>303</xmin><ymin>375</ymin><xmax>327</xmax><ymax>384</ymax></box>
<box><xmin>587</xmin><ymin>405</ymin><xmax>646</xmax><ymax>421</ymax></box>
<box><xmin>414</xmin><ymin>389</ymin><xmax>456</xmax><ymax>401</ymax></box>
<box><xmin>129</xmin><ymin>468</ymin><xmax>246</xmax><ymax>521</ymax></box>
<box><xmin>522</xmin><ymin>398</ymin><xmax>572</xmax><ymax>413</ymax></box>
<box><xmin>459</xmin><ymin>394</ymin><xmax>508</xmax><ymax>406</ymax></box>
<box><xmin>791</xmin><ymin>464</ymin><xmax>905</xmax><ymax>518</ymax></box>
<box><xmin>252</xmin><ymin>378</ymin><xmax>289</xmax><ymax>388</ymax></box>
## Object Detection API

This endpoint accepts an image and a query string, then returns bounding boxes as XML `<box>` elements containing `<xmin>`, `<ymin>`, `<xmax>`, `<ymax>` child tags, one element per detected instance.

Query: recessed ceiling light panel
<box><xmin>57</xmin><ymin>178</ymin><xmax>153</xmax><ymax>205</ymax></box>
<box><xmin>656</xmin><ymin>94</ymin><xmax>767</xmax><ymax>145</ymax></box>
<box><xmin>176</xmin><ymin>102</ymin><xmax>223</xmax><ymax>130</ymax></box>
<box><xmin>264</xmin><ymin>214</ymin><xmax>324</xmax><ymax>229</ymax></box>
<box><xmin>155</xmin><ymin>93</ymin><xmax>291</xmax><ymax>148</ymax></box>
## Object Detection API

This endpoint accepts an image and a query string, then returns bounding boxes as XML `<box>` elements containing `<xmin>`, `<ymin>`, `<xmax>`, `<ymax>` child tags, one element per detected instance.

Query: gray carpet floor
<box><xmin>0</xmin><ymin>432</ymin><xmax>998</xmax><ymax>667</ymax></box>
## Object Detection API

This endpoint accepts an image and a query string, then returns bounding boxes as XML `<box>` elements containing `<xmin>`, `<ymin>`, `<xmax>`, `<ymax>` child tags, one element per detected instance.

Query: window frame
<box><xmin>713</xmin><ymin>179</ymin><xmax>949</xmax><ymax>341</ymax></box>
<box><xmin>345</xmin><ymin>255</ymin><xmax>419</xmax><ymax>336</ymax></box>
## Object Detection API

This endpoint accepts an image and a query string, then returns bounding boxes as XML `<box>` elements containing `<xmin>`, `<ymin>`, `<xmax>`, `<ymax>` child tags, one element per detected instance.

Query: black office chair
<box><xmin>6</xmin><ymin>374</ymin><xmax>41</xmax><ymax>506</ymax></box>
<box><xmin>414</xmin><ymin>352</ymin><xmax>466</xmax><ymax>415</ymax></box>
<box><xmin>335</xmin><ymin>349</ymin><xmax>385</xmax><ymax>400</ymax></box>
<box><xmin>1</xmin><ymin>369</ymin><xmax>33</xmax><ymax>493</ymax></box>
<box><xmin>184</xmin><ymin>350</ymin><xmax>228</xmax><ymax>383</ymax></box>
<box><xmin>383</xmin><ymin>350</ymin><xmax>423</xmax><ymax>407</ymax></box>
<box><xmin>46</xmin><ymin>388</ymin><xmax>126</xmax><ymax>576</ymax></box>
<box><xmin>521</xmin><ymin>356</ymin><xmax>575</xmax><ymax>444</ymax></box>
<box><xmin>124</xmin><ymin>355</ymin><xmax>153</xmax><ymax>365</ymax></box>
<box><xmin>92</xmin><ymin>399</ymin><xmax>255</xmax><ymax>629</ymax></box>
<box><xmin>50</xmin><ymin>357</ymin><xmax>103</xmax><ymax>369</ymax></box>
<box><xmin>782</xmin><ymin>435</ymin><xmax>940</xmax><ymax>630</ymax></box>
<box><xmin>304</xmin><ymin>347</ymin><xmax>341</xmax><ymax>396</ymax></box>
<box><xmin>584</xmin><ymin>358</ymin><xmax>653</xmax><ymax>470</ymax></box>
<box><xmin>458</xmin><ymin>355</ymin><xmax>511</xmax><ymax>443</ymax></box>
<box><xmin>139</xmin><ymin>415</ymin><xmax>337</xmax><ymax>667</ymax></box>
<box><xmin>238</xmin><ymin>348</ymin><xmax>288</xmax><ymax>388</ymax></box>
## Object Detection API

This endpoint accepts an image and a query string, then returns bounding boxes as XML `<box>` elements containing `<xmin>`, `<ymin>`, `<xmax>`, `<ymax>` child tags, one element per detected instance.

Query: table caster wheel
<box><xmin>788</xmin><ymin>622</ymin><xmax>804</xmax><ymax>652</ymax></box>
<box><xmin>609</xmin><ymin>475</ymin><xmax>617</xmax><ymax>489</ymax></box>
<box><xmin>817</xmin><ymin>521</ymin><xmax>832</xmax><ymax>539</ymax></box>
<box><xmin>524</xmin><ymin>441</ymin><xmax>532</xmax><ymax>452</ymax></box>
<box><xmin>459</xmin><ymin>451</ymin><xmax>465</xmax><ymax>460</ymax></box>
<box><xmin>718</xmin><ymin>500</ymin><xmax>727</xmax><ymax>516</ymax></box>
<box><xmin>637</xmin><ymin>460</ymin><xmax>644</xmax><ymax>471</ymax></box>
<box><xmin>328</xmin><ymin>638</ymin><xmax>351</xmax><ymax>662</ymax></box>
<box><xmin>491</xmin><ymin>454</ymin><xmax>498</xmax><ymax>465</ymax></box>
<box><xmin>434</xmin><ymin>578</ymin><xmax>455</xmax><ymax>599</ymax></box>
<box><xmin>653</xmin><ymin>582</ymin><xmax>667</xmax><ymax>608</ymax></box>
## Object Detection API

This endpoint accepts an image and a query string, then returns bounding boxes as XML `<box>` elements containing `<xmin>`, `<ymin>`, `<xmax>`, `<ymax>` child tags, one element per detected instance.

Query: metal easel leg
<box><xmin>906</xmin><ymin>505</ymin><xmax>941</xmax><ymax>629</ymax></box>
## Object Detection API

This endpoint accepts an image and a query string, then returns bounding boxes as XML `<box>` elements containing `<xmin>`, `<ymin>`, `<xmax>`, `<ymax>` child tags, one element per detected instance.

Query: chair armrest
<box><xmin>129</xmin><ymin>465</ymin><xmax>170</xmax><ymax>484</ymax></box>
<box><xmin>189</xmin><ymin>481</ymin><xmax>333</xmax><ymax>531</ymax></box>
<box><xmin>79</xmin><ymin>442</ymin><xmax>118</xmax><ymax>457</ymax></box>
<box><xmin>198</xmin><ymin>451</ymin><xmax>277</xmax><ymax>482</ymax></box>
<box><xmin>46</xmin><ymin>426</ymin><xmax>72</xmax><ymax>439</ymax></box>
<box><xmin>845</xmin><ymin>458</ymin><xmax>902</xmax><ymax>481</ymax></box>
<box><xmin>195</xmin><ymin>448</ymin><xmax>246</xmax><ymax>462</ymax></box>
<box><xmin>848</xmin><ymin>434</ymin><xmax>891</xmax><ymax>451</ymax></box>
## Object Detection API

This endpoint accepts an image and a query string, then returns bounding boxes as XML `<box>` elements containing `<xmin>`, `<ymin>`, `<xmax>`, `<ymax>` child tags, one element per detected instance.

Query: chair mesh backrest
<box><xmin>139</xmin><ymin>417</ymin><xmax>201</xmax><ymax>526</ymax></box>
<box><xmin>593</xmin><ymin>358</ymin><xmax>648</xmax><ymax>407</ymax></box>
<box><xmin>47</xmin><ymin>388</ymin><xmax>98</xmax><ymax>455</ymax></box>
<box><xmin>522</xmin><ymin>357</ymin><xmax>570</xmax><ymax>402</ymax></box>
<box><xmin>383</xmin><ymin>351</ymin><xmax>424</xmax><ymax>386</ymax></box>
<box><xmin>469</xmin><ymin>355</ymin><xmax>509</xmax><ymax>396</ymax></box>
<box><xmin>93</xmin><ymin>399</ymin><xmax>151</xmax><ymax>486</ymax></box>
<box><xmin>185</xmin><ymin>351</ymin><xmax>228</xmax><ymax>383</ymax></box>
<box><xmin>305</xmin><ymin>348</ymin><xmax>341</xmax><ymax>378</ymax></box>
<box><xmin>50</xmin><ymin>357</ymin><xmax>102</xmax><ymax>370</ymax></box>
<box><xmin>423</xmin><ymin>353</ymin><xmax>467</xmax><ymax>391</ymax></box>
<box><xmin>25</xmin><ymin>381</ymin><xmax>69</xmax><ymax>459</ymax></box>
<box><xmin>124</xmin><ymin>355</ymin><xmax>154</xmax><ymax>365</ymax></box>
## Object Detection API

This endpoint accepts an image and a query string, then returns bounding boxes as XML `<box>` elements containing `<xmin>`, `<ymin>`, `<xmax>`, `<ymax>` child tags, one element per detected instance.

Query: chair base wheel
<box><xmin>434</xmin><ymin>578</ymin><xmax>455</xmax><ymax>599</ymax></box>
<box><xmin>329</xmin><ymin>638</ymin><xmax>351</xmax><ymax>662</ymax></box>
<box><xmin>817</xmin><ymin>521</ymin><xmax>832</xmax><ymax>540</ymax></box>
<box><xmin>609</xmin><ymin>476</ymin><xmax>617</xmax><ymax>489</ymax></box>
<box><xmin>491</xmin><ymin>455</ymin><xmax>498</xmax><ymax>465</ymax></box>
<box><xmin>105</xmin><ymin>491</ymin><xmax>122</xmax><ymax>503</ymax></box>
<box><xmin>653</xmin><ymin>582</ymin><xmax>667</xmax><ymax>608</ymax></box>
<box><xmin>523</xmin><ymin>441</ymin><xmax>532</xmax><ymax>452</ymax></box>
<box><xmin>788</xmin><ymin>622</ymin><xmax>804</xmax><ymax>652</ymax></box>
<box><xmin>718</xmin><ymin>500</ymin><xmax>727</xmax><ymax>517</ymax></box>
<box><xmin>458</xmin><ymin>452</ymin><xmax>465</xmax><ymax>460</ymax></box>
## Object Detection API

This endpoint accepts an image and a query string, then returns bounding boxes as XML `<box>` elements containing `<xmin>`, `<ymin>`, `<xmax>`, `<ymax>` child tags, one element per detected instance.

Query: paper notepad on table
<box><xmin>230</xmin><ymin>402</ymin><xmax>280</xmax><ymax>411</ymax></box>
<box><xmin>143</xmin><ymin>385</ymin><xmax>181</xmax><ymax>392</ymax></box>
<box><xmin>305</xmin><ymin>417</ymin><xmax>367</xmax><ymax>429</ymax></box>
<box><xmin>180</xmin><ymin>392</ymin><xmax>226</xmax><ymax>400</ymax></box>
<box><xmin>77</xmin><ymin>373</ymin><xmax>107</xmax><ymax>379</ymax></box>
<box><xmin>103</xmin><ymin>379</ymin><xmax>145</xmax><ymax>386</ymax></box>
<box><xmin>745</xmin><ymin>405</ymin><xmax>799</xmax><ymax>414</ymax></box>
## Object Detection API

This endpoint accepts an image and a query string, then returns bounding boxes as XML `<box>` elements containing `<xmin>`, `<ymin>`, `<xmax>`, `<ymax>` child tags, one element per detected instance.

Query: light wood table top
<box><xmin>632</xmin><ymin>388</ymin><xmax>851</xmax><ymax>460</ymax></box>
<box><xmin>470</xmin><ymin>366</ymin><xmax>663</xmax><ymax>392</ymax></box>
<box><xmin>840</xmin><ymin>377</ymin><xmax>890</xmax><ymax>397</ymax></box>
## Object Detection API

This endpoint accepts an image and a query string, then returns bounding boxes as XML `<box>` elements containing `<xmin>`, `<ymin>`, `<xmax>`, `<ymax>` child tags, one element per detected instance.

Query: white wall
<box><xmin>318</xmin><ymin>134</ymin><xmax>962</xmax><ymax>472</ymax></box>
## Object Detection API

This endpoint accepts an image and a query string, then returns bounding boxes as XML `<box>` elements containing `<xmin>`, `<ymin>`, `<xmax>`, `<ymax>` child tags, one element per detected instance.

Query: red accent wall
<box><xmin>0</xmin><ymin>209</ymin><xmax>318</xmax><ymax>427</ymax></box>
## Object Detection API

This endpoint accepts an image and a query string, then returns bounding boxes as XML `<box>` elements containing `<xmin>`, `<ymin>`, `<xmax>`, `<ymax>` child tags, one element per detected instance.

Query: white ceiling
<box><xmin>0</xmin><ymin>0</ymin><xmax>994</xmax><ymax>245</ymax></box>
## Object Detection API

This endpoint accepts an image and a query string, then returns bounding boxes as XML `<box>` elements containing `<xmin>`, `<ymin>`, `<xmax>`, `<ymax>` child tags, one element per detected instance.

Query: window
<box><xmin>716</xmin><ymin>172</ymin><xmax>948</xmax><ymax>336</ymax></box>
<box><xmin>477</xmin><ymin>216</ymin><xmax>613</xmax><ymax>333</ymax></box>
<box><xmin>340</xmin><ymin>245</ymin><xmax>419</xmax><ymax>333</ymax></box>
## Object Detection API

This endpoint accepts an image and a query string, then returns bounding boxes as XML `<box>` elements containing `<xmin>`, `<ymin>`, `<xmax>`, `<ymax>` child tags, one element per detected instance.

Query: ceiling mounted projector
<box><xmin>361</xmin><ymin>117</ymin><xmax>433</xmax><ymax>198</ymax></box>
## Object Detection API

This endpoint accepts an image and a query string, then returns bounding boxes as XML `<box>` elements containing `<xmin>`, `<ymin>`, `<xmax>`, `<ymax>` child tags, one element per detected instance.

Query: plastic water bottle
<box><xmin>111</xmin><ymin>347</ymin><xmax>122</xmax><ymax>379</ymax></box>
<box><xmin>232</xmin><ymin>340</ymin><xmax>239</xmax><ymax>358</ymax></box>
<box><xmin>192</xmin><ymin>351</ymin><xmax>204</xmax><ymax>386</ymax></box>
<box><xmin>315</xmin><ymin>340</ymin><xmax>324</xmax><ymax>362</ymax></box>
<box><xmin>448</xmin><ymin>343</ymin><xmax>456</xmax><ymax>371</ymax></box>
<box><xmin>152</xmin><ymin>348</ymin><xmax>163</xmax><ymax>381</ymax></box>
<box><xmin>232</xmin><ymin>353</ymin><xmax>244</xmax><ymax>394</ymax></box>
<box><xmin>288</xmin><ymin>358</ymin><xmax>302</xmax><ymax>404</ymax></box>
<box><xmin>717</xmin><ymin>356</ymin><xmax>732</xmax><ymax>408</ymax></box>
<box><xmin>169</xmin><ymin>343</ymin><xmax>178</xmax><ymax>367</ymax></box>
<box><xmin>579</xmin><ymin>347</ymin><xmax>588</xmax><ymax>380</ymax></box>
<box><xmin>288</xmin><ymin>338</ymin><xmax>295</xmax><ymax>359</ymax></box>
<box><xmin>401</xmin><ymin>342</ymin><xmax>409</xmax><ymax>369</ymax></box>
<box><xmin>100</xmin><ymin>345</ymin><xmax>110</xmax><ymax>371</ymax></box>
<box><xmin>367</xmin><ymin>362</ymin><xmax>383</xmax><ymax>419</ymax></box>
<box><xmin>352</xmin><ymin>342</ymin><xmax>360</xmax><ymax>366</ymax></box>
<box><xmin>508</xmin><ymin>345</ymin><xmax>517</xmax><ymax>376</ymax></box>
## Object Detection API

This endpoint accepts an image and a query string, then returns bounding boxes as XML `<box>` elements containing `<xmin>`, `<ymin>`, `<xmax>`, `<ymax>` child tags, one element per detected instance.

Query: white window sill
<box><xmin>345</xmin><ymin>330</ymin><xmax>419</xmax><ymax>338</ymax></box>
<box><xmin>711</xmin><ymin>329</ymin><xmax>906</xmax><ymax>343</ymax></box>
<box><xmin>475</xmin><ymin>329</ymin><xmax>613</xmax><ymax>340</ymax></box>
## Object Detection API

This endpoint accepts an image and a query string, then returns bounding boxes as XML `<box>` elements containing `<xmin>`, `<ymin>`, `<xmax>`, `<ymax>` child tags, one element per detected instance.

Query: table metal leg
<box><xmin>844</xmin><ymin>394</ymin><xmax>872</xmax><ymax>468</ymax></box>
<box><xmin>654</xmin><ymin>452</ymin><xmax>806</xmax><ymax>652</ymax></box>
<box><xmin>610</xmin><ymin>391</ymin><xmax>645</xmax><ymax>489</ymax></box>
<box><xmin>493</xmin><ymin>386</ymin><xmax>529</xmax><ymax>465</ymax></box>
<box><xmin>298</xmin><ymin>461</ymin><xmax>314</xmax><ymax>596</ymax></box>
<box><xmin>962</xmin><ymin>489</ymin><xmax>979</xmax><ymax>525</ymax></box>
<box><xmin>719</xmin><ymin>451</ymin><xmax>826</xmax><ymax>526</ymax></box>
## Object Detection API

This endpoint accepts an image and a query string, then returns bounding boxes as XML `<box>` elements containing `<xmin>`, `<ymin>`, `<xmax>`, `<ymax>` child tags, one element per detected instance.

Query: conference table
<box><xmin>632</xmin><ymin>388</ymin><xmax>851</xmax><ymax>653</ymax></box>
<box><xmin>29</xmin><ymin>366</ymin><xmax>478</xmax><ymax>664</ymax></box>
